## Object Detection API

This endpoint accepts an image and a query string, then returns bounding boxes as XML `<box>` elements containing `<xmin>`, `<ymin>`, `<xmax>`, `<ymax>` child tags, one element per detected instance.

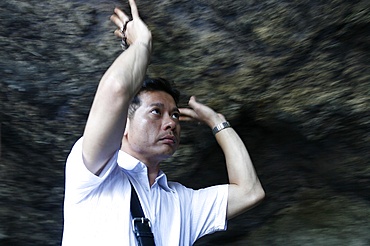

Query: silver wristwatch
<box><xmin>212</xmin><ymin>121</ymin><xmax>231</xmax><ymax>135</ymax></box>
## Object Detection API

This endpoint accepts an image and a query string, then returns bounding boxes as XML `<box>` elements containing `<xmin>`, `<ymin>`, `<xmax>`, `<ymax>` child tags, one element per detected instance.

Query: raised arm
<box><xmin>82</xmin><ymin>0</ymin><xmax>152</xmax><ymax>175</ymax></box>
<box><xmin>179</xmin><ymin>96</ymin><xmax>265</xmax><ymax>219</ymax></box>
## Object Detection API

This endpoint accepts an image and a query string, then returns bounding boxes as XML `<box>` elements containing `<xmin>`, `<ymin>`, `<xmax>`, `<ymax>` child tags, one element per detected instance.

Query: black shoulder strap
<box><xmin>129</xmin><ymin>181</ymin><xmax>156</xmax><ymax>246</ymax></box>
<box><xmin>130</xmin><ymin>181</ymin><xmax>146</xmax><ymax>218</ymax></box>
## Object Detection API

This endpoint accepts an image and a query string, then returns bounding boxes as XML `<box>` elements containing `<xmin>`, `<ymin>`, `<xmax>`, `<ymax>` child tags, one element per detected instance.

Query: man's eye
<box><xmin>172</xmin><ymin>112</ymin><xmax>180</xmax><ymax>119</ymax></box>
<box><xmin>151</xmin><ymin>109</ymin><xmax>161</xmax><ymax>115</ymax></box>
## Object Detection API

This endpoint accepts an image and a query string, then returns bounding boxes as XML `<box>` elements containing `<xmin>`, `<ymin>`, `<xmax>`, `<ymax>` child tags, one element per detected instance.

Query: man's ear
<box><xmin>124</xmin><ymin>118</ymin><xmax>130</xmax><ymax>136</ymax></box>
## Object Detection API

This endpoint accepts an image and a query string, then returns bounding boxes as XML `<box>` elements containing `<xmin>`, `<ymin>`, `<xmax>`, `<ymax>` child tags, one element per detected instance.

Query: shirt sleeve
<box><xmin>171</xmin><ymin>182</ymin><xmax>228</xmax><ymax>243</ymax></box>
<box><xmin>191</xmin><ymin>185</ymin><xmax>229</xmax><ymax>240</ymax></box>
<box><xmin>64</xmin><ymin>137</ymin><xmax>119</xmax><ymax>203</ymax></box>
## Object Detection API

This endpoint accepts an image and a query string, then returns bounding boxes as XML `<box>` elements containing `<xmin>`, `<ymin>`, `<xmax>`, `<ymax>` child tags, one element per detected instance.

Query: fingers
<box><xmin>114</xmin><ymin>29</ymin><xmax>124</xmax><ymax>38</ymax></box>
<box><xmin>179</xmin><ymin>96</ymin><xmax>203</xmax><ymax>120</ymax></box>
<box><xmin>129</xmin><ymin>0</ymin><xmax>139</xmax><ymax>19</ymax></box>
<box><xmin>188</xmin><ymin>96</ymin><xmax>197</xmax><ymax>109</ymax></box>
<box><xmin>179</xmin><ymin>116</ymin><xmax>196</xmax><ymax>122</ymax></box>
<box><xmin>115</xmin><ymin>7</ymin><xmax>130</xmax><ymax>23</ymax></box>
<box><xmin>189</xmin><ymin>96</ymin><xmax>217</xmax><ymax>115</ymax></box>
<box><xmin>110</xmin><ymin>14</ymin><xmax>122</xmax><ymax>31</ymax></box>
<box><xmin>110</xmin><ymin>0</ymin><xmax>153</xmax><ymax>49</ymax></box>
<box><xmin>111</xmin><ymin>8</ymin><xmax>130</xmax><ymax>31</ymax></box>
<box><xmin>181</xmin><ymin>96</ymin><xmax>226</xmax><ymax>129</ymax></box>
<box><xmin>179</xmin><ymin>108</ymin><xmax>198</xmax><ymax>120</ymax></box>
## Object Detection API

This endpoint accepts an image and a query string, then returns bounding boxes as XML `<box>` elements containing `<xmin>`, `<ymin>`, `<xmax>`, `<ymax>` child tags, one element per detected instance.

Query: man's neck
<box><xmin>120</xmin><ymin>139</ymin><xmax>162</xmax><ymax>186</ymax></box>
<box><xmin>147</xmin><ymin>165</ymin><xmax>160</xmax><ymax>187</ymax></box>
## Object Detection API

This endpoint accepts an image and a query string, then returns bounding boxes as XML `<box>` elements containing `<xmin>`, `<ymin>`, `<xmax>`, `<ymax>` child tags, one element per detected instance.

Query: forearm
<box><xmin>214</xmin><ymin>125</ymin><xmax>265</xmax><ymax>219</ymax></box>
<box><xmin>100</xmin><ymin>41</ymin><xmax>151</xmax><ymax>97</ymax></box>
<box><xmin>215</xmin><ymin>128</ymin><xmax>257</xmax><ymax>186</ymax></box>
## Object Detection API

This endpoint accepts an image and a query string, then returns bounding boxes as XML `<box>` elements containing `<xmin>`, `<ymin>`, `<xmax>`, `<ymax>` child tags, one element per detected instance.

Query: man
<box><xmin>62</xmin><ymin>0</ymin><xmax>265</xmax><ymax>245</ymax></box>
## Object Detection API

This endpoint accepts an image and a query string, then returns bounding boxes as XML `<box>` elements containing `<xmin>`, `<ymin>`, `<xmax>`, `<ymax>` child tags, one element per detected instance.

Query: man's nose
<box><xmin>163</xmin><ymin>115</ymin><xmax>177</xmax><ymax>130</ymax></box>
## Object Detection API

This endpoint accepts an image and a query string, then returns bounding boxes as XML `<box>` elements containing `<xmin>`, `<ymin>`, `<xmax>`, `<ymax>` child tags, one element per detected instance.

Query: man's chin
<box><xmin>159</xmin><ymin>147</ymin><xmax>177</xmax><ymax>159</ymax></box>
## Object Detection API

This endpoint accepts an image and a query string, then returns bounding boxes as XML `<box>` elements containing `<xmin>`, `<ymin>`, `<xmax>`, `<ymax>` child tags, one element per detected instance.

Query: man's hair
<box><xmin>128</xmin><ymin>77</ymin><xmax>180</xmax><ymax>119</ymax></box>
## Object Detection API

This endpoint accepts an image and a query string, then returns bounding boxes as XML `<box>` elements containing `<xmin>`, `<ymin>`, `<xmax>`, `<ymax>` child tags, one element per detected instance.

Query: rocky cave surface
<box><xmin>1</xmin><ymin>0</ymin><xmax>369</xmax><ymax>245</ymax></box>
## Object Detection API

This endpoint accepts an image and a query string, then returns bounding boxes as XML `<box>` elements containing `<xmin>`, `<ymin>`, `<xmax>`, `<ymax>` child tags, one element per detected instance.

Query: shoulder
<box><xmin>167</xmin><ymin>181</ymin><xmax>190</xmax><ymax>192</ymax></box>
<box><xmin>167</xmin><ymin>182</ymin><xmax>228</xmax><ymax>200</ymax></box>
<box><xmin>167</xmin><ymin>181</ymin><xmax>194</xmax><ymax>197</ymax></box>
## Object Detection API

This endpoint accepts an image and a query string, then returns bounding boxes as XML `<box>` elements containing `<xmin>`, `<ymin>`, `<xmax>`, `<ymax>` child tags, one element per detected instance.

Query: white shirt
<box><xmin>62</xmin><ymin>138</ymin><xmax>228</xmax><ymax>246</ymax></box>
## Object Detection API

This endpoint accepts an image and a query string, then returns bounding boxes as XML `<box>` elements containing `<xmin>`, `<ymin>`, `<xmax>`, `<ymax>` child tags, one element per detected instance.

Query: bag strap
<box><xmin>129</xmin><ymin>181</ymin><xmax>156</xmax><ymax>246</ymax></box>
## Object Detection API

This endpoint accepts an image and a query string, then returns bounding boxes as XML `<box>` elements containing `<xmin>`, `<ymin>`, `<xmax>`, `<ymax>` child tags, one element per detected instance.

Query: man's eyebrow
<box><xmin>149</xmin><ymin>103</ymin><xmax>179</xmax><ymax>112</ymax></box>
<box><xmin>149</xmin><ymin>102</ymin><xmax>164</xmax><ymax>108</ymax></box>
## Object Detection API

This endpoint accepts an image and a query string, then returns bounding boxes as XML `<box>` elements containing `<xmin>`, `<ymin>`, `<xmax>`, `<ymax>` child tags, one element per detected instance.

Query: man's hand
<box><xmin>179</xmin><ymin>96</ymin><xmax>225</xmax><ymax>129</ymax></box>
<box><xmin>110</xmin><ymin>0</ymin><xmax>152</xmax><ymax>50</ymax></box>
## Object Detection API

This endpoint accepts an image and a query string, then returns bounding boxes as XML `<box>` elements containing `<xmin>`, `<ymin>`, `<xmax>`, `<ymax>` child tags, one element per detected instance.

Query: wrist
<box><xmin>207</xmin><ymin>113</ymin><xmax>226</xmax><ymax>129</ymax></box>
<box><xmin>212</xmin><ymin>121</ymin><xmax>231</xmax><ymax>135</ymax></box>
<box><xmin>132</xmin><ymin>40</ymin><xmax>152</xmax><ymax>53</ymax></box>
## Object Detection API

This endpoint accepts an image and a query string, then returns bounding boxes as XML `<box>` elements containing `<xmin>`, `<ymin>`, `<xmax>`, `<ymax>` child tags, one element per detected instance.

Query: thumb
<box><xmin>188</xmin><ymin>96</ymin><xmax>198</xmax><ymax>108</ymax></box>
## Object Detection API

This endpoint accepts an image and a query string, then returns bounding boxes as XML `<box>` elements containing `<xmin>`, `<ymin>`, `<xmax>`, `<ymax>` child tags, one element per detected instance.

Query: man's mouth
<box><xmin>159</xmin><ymin>135</ymin><xmax>177</xmax><ymax>144</ymax></box>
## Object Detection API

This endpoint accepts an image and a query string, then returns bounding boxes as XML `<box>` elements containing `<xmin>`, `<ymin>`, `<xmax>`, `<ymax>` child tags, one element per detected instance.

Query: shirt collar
<box><xmin>117</xmin><ymin>150</ymin><xmax>174</xmax><ymax>192</ymax></box>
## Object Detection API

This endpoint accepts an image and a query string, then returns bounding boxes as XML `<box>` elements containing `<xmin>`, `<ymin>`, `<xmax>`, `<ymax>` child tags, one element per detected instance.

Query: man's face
<box><xmin>124</xmin><ymin>90</ymin><xmax>181</xmax><ymax>165</ymax></box>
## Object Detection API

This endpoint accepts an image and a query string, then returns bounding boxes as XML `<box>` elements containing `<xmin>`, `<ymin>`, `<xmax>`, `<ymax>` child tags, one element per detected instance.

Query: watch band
<box><xmin>212</xmin><ymin>121</ymin><xmax>231</xmax><ymax>135</ymax></box>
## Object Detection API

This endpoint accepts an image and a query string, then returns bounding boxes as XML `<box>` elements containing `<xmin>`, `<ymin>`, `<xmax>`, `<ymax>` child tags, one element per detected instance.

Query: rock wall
<box><xmin>1</xmin><ymin>0</ymin><xmax>369</xmax><ymax>245</ymax></box>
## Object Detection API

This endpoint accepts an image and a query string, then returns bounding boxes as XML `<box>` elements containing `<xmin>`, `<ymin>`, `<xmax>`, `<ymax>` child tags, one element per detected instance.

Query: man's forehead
<box><xmin>140</xmin><ymin>90</ymin><xmax>177</xmax><ymax>106</ymax></box>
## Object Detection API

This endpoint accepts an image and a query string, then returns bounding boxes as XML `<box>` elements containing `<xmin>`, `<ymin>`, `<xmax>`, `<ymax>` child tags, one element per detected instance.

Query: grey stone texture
<box><xmin>1</xmin><ymin>0</ymin><xmax>369</xmax><ymax>245</ymax></box>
